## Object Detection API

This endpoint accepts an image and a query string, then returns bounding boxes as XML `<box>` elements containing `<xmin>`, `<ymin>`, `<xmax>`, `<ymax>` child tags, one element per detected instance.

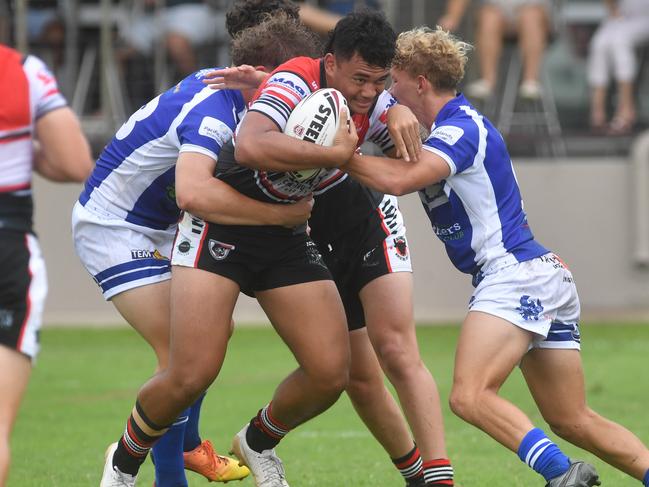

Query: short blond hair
<box><xmin>393</xmin><ymin>26</ymin><xmax>471</xmax><ymax>92</ymax></box>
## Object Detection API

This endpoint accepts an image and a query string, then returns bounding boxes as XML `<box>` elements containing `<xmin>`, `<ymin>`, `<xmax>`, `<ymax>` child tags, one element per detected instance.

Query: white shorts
<box><xmin>484</xmin><ymin>0</ymin><xmax>551</xmax><ymax>24</ymax></box>
<box><xmin>469</xmin><ymin>253</ymin><xmax>581</xmax><ymax>350</ymax></box>
<box><xmin>71</xmin><ymin>202</ymin><xmax>175</xmax><ymax>300</ymax></box>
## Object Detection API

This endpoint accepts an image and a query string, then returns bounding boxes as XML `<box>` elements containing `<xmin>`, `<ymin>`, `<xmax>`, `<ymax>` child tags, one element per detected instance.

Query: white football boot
<box><xmin>230</xmin><ymin>425</ymin><xmax>289</xmax><ymax>487</ymax></box>
<box><xmin>100</xmin><ymin>442</ymin><xmax>137</xmax><ymax>487</ymax></box>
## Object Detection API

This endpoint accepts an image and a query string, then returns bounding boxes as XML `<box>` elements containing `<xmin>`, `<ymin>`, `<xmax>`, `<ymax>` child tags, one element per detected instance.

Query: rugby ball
<box><xmin>283</xmin><ymin>88</ymin><xmax>348</xmax><ymax>181</ymax></box>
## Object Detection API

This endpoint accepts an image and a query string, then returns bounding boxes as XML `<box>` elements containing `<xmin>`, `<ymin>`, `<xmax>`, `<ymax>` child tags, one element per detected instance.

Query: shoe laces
<box><xmin>199</xmin><ymin>440</ymin><xmax>231</xmax><ymax>470</ymax></box>
<box><xmin>255</xmin><ymin>450</ymin><xmax>287</xmax><ymax>485</ymax></box>
<box><xmin>110</xmin><ymin>466</ymin><xmax>136</xmax><ymax>487</ymax></box>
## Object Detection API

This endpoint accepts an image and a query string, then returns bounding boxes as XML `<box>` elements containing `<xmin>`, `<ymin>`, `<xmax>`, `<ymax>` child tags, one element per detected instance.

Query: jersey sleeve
<box><xmin>23</xmin><ymin>54</ymin><xmax>67</xmax><ymax>119</ymax></box>
<box><xmin>365</xmin><ymin>90</ymin><xmax>397</xmax><ymax>153</ymax></box>
<box><xmin>176</xmin><ymin>90</ymin><xmax>242</xmax><ymax>160</ymax></box>
<box><xmin>248</xmin><ymin>57</ymin><xmax>316</xmax><ymax>132</ymax></box>
<box><xmin>423</xmin><ymin>120</ymin><xmax>478</xmax><ymax>175</ymax></box>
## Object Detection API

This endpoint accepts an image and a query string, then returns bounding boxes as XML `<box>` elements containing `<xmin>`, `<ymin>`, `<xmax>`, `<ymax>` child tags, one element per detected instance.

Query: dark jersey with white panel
<box><xmin>246</xmin><ymin>56</ymin><xmax>413</xmax><ymax>329</ymax></box>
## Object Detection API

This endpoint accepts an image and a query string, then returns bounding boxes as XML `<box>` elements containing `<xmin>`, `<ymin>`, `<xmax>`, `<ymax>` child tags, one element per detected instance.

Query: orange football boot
<box><xmin>184</xmin><ymin>439</ymin><xmax>250</xmax><ymax>482</ymax></box>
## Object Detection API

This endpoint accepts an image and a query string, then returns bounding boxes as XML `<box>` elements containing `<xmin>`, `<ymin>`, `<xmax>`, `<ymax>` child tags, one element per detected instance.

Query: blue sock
<box><xmin>643</xmin><ymin>468</ymin><xmax>649</xmax><ymax>486</ymax></box>
<box><xmin>152</xmin><ymin>408</ymin><xmax>190</xmax><ymax>487</ymax></box>
<box><xmin>183</xmin><ymin>393</ymin><xmax>205</xmax><ymax>452</ymax></box>
<box><xmin>517</xmin><ymin>428</ymin><xmax>571</xmax><ymax>482</ymax></box>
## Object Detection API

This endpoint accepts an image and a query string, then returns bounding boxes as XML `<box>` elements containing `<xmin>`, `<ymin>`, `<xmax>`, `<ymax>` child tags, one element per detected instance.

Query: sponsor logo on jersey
<box><xmin>208</xmin><ymin>239</ymin><xmax>235</xmax><ymax>261</ymax></box>
<box><xmin>0</xmin><ymin>309</ymin><xmax>14</xmax><ymax>329</ymax></box>
<box><xmin>267</xmin><ymin>76</ymin><xmax>307</xmax><ymax>98</ymax></box>
<box><xmin>431</xmin><ymin>125</ymin><xmax>464</xmax><ymax>146</ymax></box>
<box><xmin>130</xmin><ymin>249</ymin><xmax>167</xmax><ymax>260</ymax></box>
<box><xmin>432</xmin><ymin>222</ymin><xmax>464</xmax><ymax>241</ymax></box>
<box><xmin>516</xmin><ymin>295</ymin><xmax>544</xmax><ymax>321</ymax></box>
<box><xmin>199</xmin><ymin>116</ymin><xmax>234</xmax><ymax>146</ymax></box>
<box><xmin>166</xmin><ymin>185</ymin><xmax>176</xmax><ymax>201</ymax></box>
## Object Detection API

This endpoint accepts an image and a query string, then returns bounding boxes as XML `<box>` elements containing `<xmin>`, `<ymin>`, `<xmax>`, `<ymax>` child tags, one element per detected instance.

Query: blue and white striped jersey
<box><xmin>419</xmin><ymin>94</ymin><xmax>547</xmax><ymax>277</ymax></box>
<box><xmin>79</xmin><ymin>69</ymin><xmax>246</xmax><ymax>230</ymax></box>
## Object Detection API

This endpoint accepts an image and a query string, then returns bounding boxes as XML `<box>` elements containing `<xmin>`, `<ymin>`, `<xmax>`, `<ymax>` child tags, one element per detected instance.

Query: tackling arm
<box><xmin>175</xmin><ymin>151</ymin><xmax>313</xmax><ymax>227</ymax></box>
<box><xmin>342</xmin><ymin>149</ymin><xmax>451</xmax><ymax>196</ymax></box>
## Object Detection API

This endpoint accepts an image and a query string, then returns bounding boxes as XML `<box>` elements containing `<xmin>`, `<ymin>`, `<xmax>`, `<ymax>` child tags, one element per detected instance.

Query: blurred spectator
<box><xmin>294</xmin><ymin>0</ymin><xmax>382</xmax><ymax>33</ymax></box>
<box><xmin>440</xmin><ymin>0</ymin><xmax>551</xmax><ymax>100</ymax></box>
<box><xmin>119</xmin><ymin>0</ymin><xmax>221</xmax><ymax>78</ymax></box>
<box><xmin>588</xmin><ymin>0</ymin><xmax>649</xmax><ymax>134</ymax></box>
<box><xmin>0</xmin><ymin>43</ymin><xmax>92</xmax><ymax>486</ymax></box>
<box><xmin>226</xmin><ymin>0</ymin><xmax>341</xmax><ymax>37</ymax></box>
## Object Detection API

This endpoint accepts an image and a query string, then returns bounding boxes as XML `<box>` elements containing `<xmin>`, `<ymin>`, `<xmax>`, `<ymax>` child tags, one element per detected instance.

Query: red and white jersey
<box><xmin>247</xmin><ymin>56</ymin><xmax>396</xmax><ymax>196</ymax></box>
<box><xmin>0</xmin><ymin>45</ymin><xmax>67</xmax><ymax>231</ymax></box>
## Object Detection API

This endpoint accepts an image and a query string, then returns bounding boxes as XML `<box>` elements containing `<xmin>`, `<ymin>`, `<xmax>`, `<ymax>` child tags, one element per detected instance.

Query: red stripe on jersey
<box><xmin>42</xmin><ymin>87</ymin><xmax>60</xmax><ymax>98</ymax></box>
<box><xmin>0</xmin><ymin>45</ymin><xmax>31</xmax><ymax>132</ymax></box>
<box><xmin>193</xmin><ymin>221</ymin><xmax>209</xmax><ymax>268</ymax></box>
<box><xmin>377</xmin><ymin>206</ymin><xmax>392</xmax><ymax>271</ymax></box>
<box><xmin>257</xmin><ymin>172</ymin><xmax>298</xmax><ymax>201</ymax></box>
<box><xmin>265</xmin><ymin>85</ymin><xmax>301</xmax><ymax>108</ymax></box>
<box><xmin>0</xmin><ymin>182</ymin><xmax>31</xmax><ymax>193</ymax></box>
<box><xmin>16</xmin><ymin>234</ymin><xmax>32</xmax><ymax>351</ymax></box>
<box><xmin>352</xmin><ymin>113</ymin><xmax>371</xmax><ymax>147</ymax></box>
<box><xmin>0</xmin><ymin>132</ymin><xmax>30</xmax><ymax>145</ymax></box>
<box><xmin>314</xmin><ymin>170</ymin><xmax>344</xmax><ymax>191</ymax></box>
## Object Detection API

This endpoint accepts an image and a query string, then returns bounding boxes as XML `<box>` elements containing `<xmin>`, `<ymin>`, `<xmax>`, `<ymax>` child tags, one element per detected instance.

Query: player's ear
<box><xmin>324</xmin><ymin>53</ymin><xmax>336</xmax><ymax>77</ymax></box>
<box><xmin>257</xmin><ymin>65</ymin><xmax>269</xmax><ymax>73</ymax></box>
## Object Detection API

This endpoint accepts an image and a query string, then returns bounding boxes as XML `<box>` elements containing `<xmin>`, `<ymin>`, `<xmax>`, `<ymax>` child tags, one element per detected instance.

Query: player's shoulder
<box><xmin>265</xmin><ymin>57</ymin><xmax>321</xmax><ymax>92</ymax></box>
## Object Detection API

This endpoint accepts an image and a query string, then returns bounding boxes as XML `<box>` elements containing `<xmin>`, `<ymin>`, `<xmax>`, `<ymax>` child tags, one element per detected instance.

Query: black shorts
<box><xmin>0</xmin><ymin>231</ymin><xmax>46</xmax><ymax>359</ymax></box>
<box><xmin>172</xmin><ymin>213</ymin><xmax>332</xmax><ymax>295</ymax></box>
<box><xmin>312</xmin><ymin>195</ymin><xmax>412</xmax><ymax>331</ymax></box>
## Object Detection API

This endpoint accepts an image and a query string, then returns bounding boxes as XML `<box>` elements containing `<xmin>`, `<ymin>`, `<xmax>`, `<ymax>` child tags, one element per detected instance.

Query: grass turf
<box><xmin>9</xmin><ymin>323</ymin><xmax>649</xmax><ymax>486</ymax></box>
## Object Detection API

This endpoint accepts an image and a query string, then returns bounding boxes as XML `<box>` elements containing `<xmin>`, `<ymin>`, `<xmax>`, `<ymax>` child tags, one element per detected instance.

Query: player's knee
<box><xmin>449</xmin><ymin>384</ymin><xmax>480</xmax><ymax>423</ymax></box>
<box><xmin>166</xmin><ymin>368</ymin><xmax>218</xmax><ymax>402</ymax></box>
<box><xmin>306</xmin><ymin>358</ymin><xmax>349</xmax><ymax>398</ymax></box>
<box><xmin>374</xmin><ymin>340</ymin><xmax>418</xmax><ymax>377</ymax></box>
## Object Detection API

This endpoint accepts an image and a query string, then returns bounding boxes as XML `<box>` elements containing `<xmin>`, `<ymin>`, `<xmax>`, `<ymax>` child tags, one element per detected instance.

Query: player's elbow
<box><xmin>175</xmin><ymin>186</ymin><xmax>198</xmax><ymax>213</ymax></box>
<box><xmin>233</xmin><ymin>136</ymin><xmax>259</xmax><ymax>167</ymax></box>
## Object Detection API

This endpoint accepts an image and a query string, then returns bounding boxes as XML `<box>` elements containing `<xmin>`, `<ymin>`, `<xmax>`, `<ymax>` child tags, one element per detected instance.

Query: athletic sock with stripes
<box><xmin>183</xmin><ymin>393</ymin><xmax>205</xmax><ymax>452</ymax></box>
<box><xmin>392</xmin><ymin>444</ymin><xmax>423</xmax><ymax>484</ymax></box>
<box><xmin>152</xmin><ymin>408</ymin><xmax>190</xmax><ymax>487</ymax></box>
<box><xmin>423</xmin><ymin>458</ymin><xmax>454</xmax><ymax>486</ymax></box>
<box><xmin>113</xmin><ymin>401</ymin><xmax>171</xmax><ymax>476</ymax></box>
<box><xmin>246</xmin><ymin>403</ymin><xmax>291</xmax><ymax>453</ymax></box>
<box><xmin>517</xmin><ymin>428</ymin><xmax>570</xmax><ymax>482</ymax></box>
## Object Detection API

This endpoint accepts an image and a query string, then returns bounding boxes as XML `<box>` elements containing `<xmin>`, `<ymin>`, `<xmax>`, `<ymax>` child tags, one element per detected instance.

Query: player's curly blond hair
<box><xmin>392</xmin><ymin>27</ymin><xmax>472</xmax><ymax>92</ymax></box>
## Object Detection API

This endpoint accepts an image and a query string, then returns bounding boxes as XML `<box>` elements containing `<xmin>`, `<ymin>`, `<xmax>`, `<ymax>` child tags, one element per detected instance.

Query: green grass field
<box><xmin>9</xmin><ymin>323</ymin><xmax>649</xmax><ymax>486</ymax></box>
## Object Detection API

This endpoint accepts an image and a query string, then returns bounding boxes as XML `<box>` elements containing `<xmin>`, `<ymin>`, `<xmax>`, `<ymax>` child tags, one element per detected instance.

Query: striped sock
<box><xmin>152</xmin><ymin>409</ymin><xmax>189</xmax><ymax>487</ymax></box>
<box><xmin>246</xmin><ymin>403</ymin><xmax>291</xmax><ymax>453</ymax></box>
<box><xmin>517</xmin><ymin>428</ymin><xmax>570</xmax><ymax>482</ymax></box>
<box><xmin>423</xmin><ymin>458</ymin><xmax>454</xmax><ymax>486</ymax></box>
<box><xmin>392</xmin><ymin>444</ymin><xmax>423</xmax><ymax>483</ymax></box>
<box><xmin>113</xmin><ymin>402</ymin><xmax>170</xmax><ymax>476</ymax></box>
<box><xmin>643</xmin><ymin>468</ymin><xmax>649</xmax><ymax>487</ymax></box>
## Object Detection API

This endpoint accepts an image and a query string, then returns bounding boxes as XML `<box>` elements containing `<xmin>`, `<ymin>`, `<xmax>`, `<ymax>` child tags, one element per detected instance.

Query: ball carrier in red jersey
<box><xmin>233</xmin><ymin>9</ymin><xmax>453</xmax><ymax>487</ymax></box>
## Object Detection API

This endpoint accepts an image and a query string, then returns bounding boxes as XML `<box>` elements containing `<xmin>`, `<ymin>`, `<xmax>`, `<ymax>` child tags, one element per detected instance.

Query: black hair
<box><xmin>226</xmin><ymin>0</ymin><xmax>300</xmax><ymax>38</ymax></box>
<box><xmin>324</xmin><ymin>8</ymin><xmax>396</xmax><ymax>68</ymax></box>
